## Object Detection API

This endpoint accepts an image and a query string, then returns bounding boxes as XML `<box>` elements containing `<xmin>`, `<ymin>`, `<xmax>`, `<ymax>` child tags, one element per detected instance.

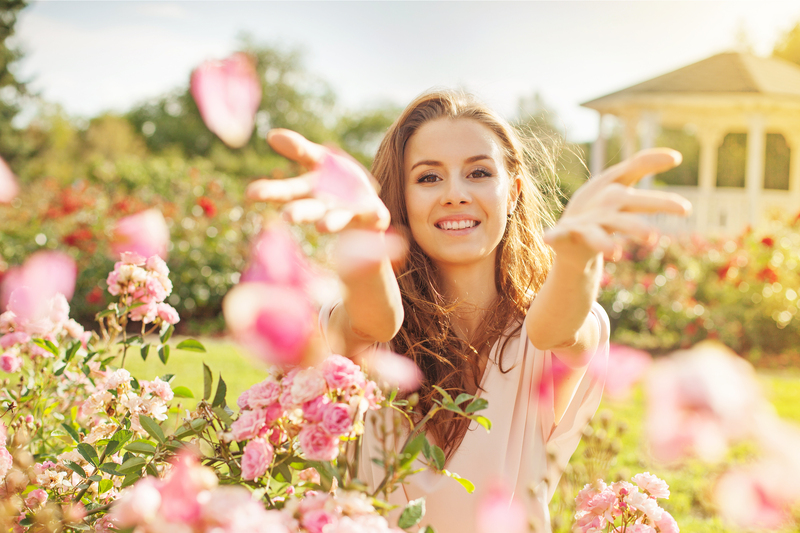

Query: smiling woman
<box><xmin>247</xmin><ymin>89</ymin><xmax>690</xmax><ymax>533</ymax></box>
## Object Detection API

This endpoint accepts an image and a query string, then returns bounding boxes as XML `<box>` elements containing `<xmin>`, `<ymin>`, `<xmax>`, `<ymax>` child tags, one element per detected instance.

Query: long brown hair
<box><xmin>372</xmin><ymin>89</ymin><xmax>560</xmax><ymax>458</ymax></box>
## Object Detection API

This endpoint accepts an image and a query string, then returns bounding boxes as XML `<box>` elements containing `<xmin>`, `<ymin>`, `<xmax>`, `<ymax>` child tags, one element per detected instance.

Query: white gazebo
<box><xmin>582</xmin><ymin>52</ymin><xmax>800</xmax><ymax>236</ymax></box>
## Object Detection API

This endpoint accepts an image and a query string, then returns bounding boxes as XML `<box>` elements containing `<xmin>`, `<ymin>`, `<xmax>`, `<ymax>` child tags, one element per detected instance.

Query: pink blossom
<box><xmin>156</xmin><ymin>303</ymin><xmax>180</xmax><ymax>325</ymax></box>
<box><xmin>223</xmin><ymin>283</ymin><xmax>315</xmax><ymax>367</ymax></box>
<box><xmin>63</xmin><ymin>503</ymin><xmax>87</xmax><ymax>523</ymax></box>
<box><xmin>576</xmin><ymin>481</ymin><xmax>606</xmax><ymax>511</ymax></box>
<box><xmin>655</xmin><ymin>510</ymin><xmax>679</xmax><ymax>533</ymax></box>
<box><xmin>237</xmin><ymin>390</ymin><xmax>251</xmax><ymax>410</ymax></box>
<box><xmin>231</xmin><ymin>408</ymin><xmax>267</xmax><ymax>442</ymax></box>
<box><xmin>25</xmin><ymin>489</ymin><xmax>48</xmax><ymax>509</ymax></box>
<box><xmin>624</xmin><ymin>491</ymin><xmax>663</xmax><ymax>522</ymax></box>
<box><xmin>301</xmin><ymin>508</ymin><xmax>338</xmax><ymax>533</ymax></box>
<box><xmin>143</xmin><ymin>377</ymin><xmax>174</xmax><ymax>401</ymax></box>
<box><xmin>264</xmin><ymin>403</ymin><xmax>284</xmax><ymax>425</ymax></box>
<box><xmin>241</xmin><ymin>226</ymin><xmax>315</xmax><ymax>289</ymax></box>
<box><xmin>298</xmin><ymin>424</ymin><xmax>340</xmax><ymax>461</ymax></box>
<box><xmin>190</xmin><ymin>52</ymin><xmax>261</xmax><ymax>149</ymax></box>
<box><xmin>291</xmin><ymin>368</ymin><xmax>327</xmax><ymax>405</ymax></box>
<box><xmin>0</xmin><ymin>447</ymin><xmax>13</xmax><ymax>481</ymax></box>
<box><xmin>476</xmin><ymin>480</ymin><xmax>527</xmax><ymax>533</ymax></box>
<box><xmin>0</xmin><ymin>156</ymin><xmax>19</xmax><ymax>204</ymax></box>
<box><xmin>104</xmin><ymin>368</ymin><xmax>132</xmax><ymax>390</ymax></box>
<box><xmin>1</xmin><ymin>353</ymin><xmax>22</xmax><ymax>373</ymax></box>
<box><xmin>322</xmin><ymin>403</ymin><xmax>353</xmax><ymax>436</ymax></box>
<box><xmin>303</xmin><ymin>395</ymin><xmax>330</xmax><ymax>423</ymax></box>
<box><xmin>312</xmin><ymin>149</ymin><xmax>385</xmax><ymax>213</ymax></box>
<box><xmin>129</xmin><ymin>301</ymin><xmax>157</xmax><ymax>323</ymax></box>
<box><xmin>0</xmin><ymin>423</ymin><xmax>6</xmax><ymax>446</ymax></box>
<box><xmin>0</xmin><ymin>332</ymin><xmax>30</xmax><ymax>349</ymax></box>
<box><xmin>142</xmin><ymin>277</ymin><xmax>167</xmax><ymax>303</ymax></box>
<box><xmin>627</xmin><ymin>525</ymin><xmax>656</xmax><ymax>533</ymax></box>
<box><xmin>241</xmin><ymin>438</ymin><xmax>274</xmax><ymax>481</ymax></box>
<box><xmin>632</xmin><ymin>472</ymin><xmax>669</xmax><ymax>499</ymax></box>
<box><xmin>279</xmin><ymin>369</ymin><xmax>299</xmax><ymax>409</ymax></box>
<box><xmin>361</xmin><ymin>349</ymin><xmax>422</xmax><ymax>393</ymax></box>
<box><xmin>605</xmin><ymin>345</ymin><xmax>652</xmax><ymax>400</ymax></box>
<box><xmin>120</xmin><ymin>252</ymin><xmax>146</xmax><ymax>265</ymax></box>
<box><xmin>247</xmin><ymin>379</ymin><xmax>281</xmax><ymax>408</ymax></box>
<box><xmin>0</xmin><ymin>312</ymin><xmax>15</xmax><ymax>334</ymax></box>
<box><xmin>322</xmin><ymin>354</ymin><xmax>363</xmax><ymax>391</ymax></box>
<box><xmin>157</xmin><ymin>453</ymin><xmax>217</xmax><ymax>524</ymax></box>
<box><xmin>63</xmin><ymin>319</ymin><xmax>85</xmax><ymax>340</ymax></box>
<box><xmin>111</xmin><ymin>477</ymin><xmax>162</xmax><ymax>526</ymax></box>
<box><xmin>111</xmin><ymin>209</ymin><xmax>170</xmax><ymax>260</ymax></box>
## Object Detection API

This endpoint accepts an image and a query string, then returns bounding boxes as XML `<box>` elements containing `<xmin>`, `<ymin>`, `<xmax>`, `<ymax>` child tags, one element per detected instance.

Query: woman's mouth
<box><xmin>435</xmin><ymin>220</ymin><xmax>480</xmax><ymax>230</ymax></box>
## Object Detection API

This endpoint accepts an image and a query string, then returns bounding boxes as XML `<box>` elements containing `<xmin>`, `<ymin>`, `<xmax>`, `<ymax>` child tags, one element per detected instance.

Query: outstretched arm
<box><xmin>247</xmin><ymin>129</ymin><xmax>404</xmax><ymax>358</ymax></box>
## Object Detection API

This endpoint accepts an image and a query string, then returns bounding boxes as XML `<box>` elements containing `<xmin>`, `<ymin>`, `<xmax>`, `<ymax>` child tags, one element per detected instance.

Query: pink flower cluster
<box><xmin>232</xmin><ymin>355</ymin><xmax>382</xmax><ymax>469</ymax></box>
<box><xmin>575</xmin><ymin>474</ymin><xmax>678</xmax><ymax>533</ymax></box>
<box><xmin>111</xmin><ymin>453</ymin><xmax>293</xmax><ymax>533</ymax></box>
<box><xmin>0</xmin><ymin>423</ymin><xmax>13</xmax><ymax>483</ymax></box>
<box><xmin>282</xmin><ymin>490</ymin><xmax>403</xmax><ymax>533</ymax></box>
<box><xmin>106</xmin><ymin>253</ymin><xmax>179</xmax><ymax>325</ymax></box>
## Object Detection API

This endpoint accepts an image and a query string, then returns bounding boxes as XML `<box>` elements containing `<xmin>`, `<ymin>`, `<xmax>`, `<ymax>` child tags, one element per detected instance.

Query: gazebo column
<box><xmin>622</xmin><ymin>113</ymin><xmax>638</xmax><ymax>161</ymax></box>
<box><xmin>696</xmin><ymin>127</ymin><xmax>724</xmax><ymax>233</ymax></box>
<box><xmin>638</xmin><ymin>111</ymin><xmax>659</xmax><ymax>189</ymax></box>
<box><xmin>787</xmin><ymin>134</ymin><xmax>800</xmax><ymax>214</ymax></box>
<box><xmin>590</xmin><ymin>114</ymin><xmax>607</xmax><ymax>177</ymax></box>
<box><xmin>745</xmin><ymin>113</ymin><xmax>766</xmax><ymax>228</ymax></box>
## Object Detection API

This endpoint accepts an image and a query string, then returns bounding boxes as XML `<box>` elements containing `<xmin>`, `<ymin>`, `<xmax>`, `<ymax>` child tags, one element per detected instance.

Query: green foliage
<box><xmin>774</xmin><ymin>22</ymin><xmax>800</xmax><ymax>66</ymax></box>
<box><xmin>0</xmin><ymin>0</ymin><xmax>29</xmax><ymax>163</ymax></box>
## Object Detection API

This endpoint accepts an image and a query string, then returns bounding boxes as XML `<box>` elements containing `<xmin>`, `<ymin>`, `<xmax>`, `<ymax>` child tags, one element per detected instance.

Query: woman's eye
<box><xmin>417</xmin><ymin>173</ymin><xmax>439</xmax><ymax>183</ymax></box>
<box><xmin>469</xmin><ymin>169</ymin><xmax>492</xmax><ymax>179</ymax></box>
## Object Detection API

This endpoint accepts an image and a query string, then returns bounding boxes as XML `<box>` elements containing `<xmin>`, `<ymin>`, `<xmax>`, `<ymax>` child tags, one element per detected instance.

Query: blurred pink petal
<box><xmin>360</xmin><ymin>349</ymin><xmax>422</xmax><ymax>392</ymax></box>
<box><xmin>0</xmin><ymin>156</ymin><xmax>19</xmax><ymax>204</ymax></box>
<box><xmin>223</xmin><ymin>282</ymin><xmax>315</xmax><ymax>367</ymax></box>
<box><xmin>715</xmin><ymin>461</ymin><xmax>800</xmax><ymax>530</ymax></box>
<box><xmin>333</xmin><ymin>229</ymin><xmax>408</xmax><ymax>278</ymax></box>
<box><xmin>605</xmin><ymin>344</ymin><xmax>652</xmax><ymax>400</ymax></box>
<box><xmin>312</xmin><ymin>150</ymin><xmax>381</xmax><ymax>211</ymax></box>
<box><xmin>476</xmin><ymin>480</ymin><xmax>527</xmax><ymax>533</ymax></box>
<box><xmin>190</xmin><ymin>52</ymin><xmax>261</xmax><ymax>149</ymax></box>
<box><xmin>241</xmin><ymin>225</ymin><xmax>315</xmax><ymax>289</ymax></box>
<box><xmin>157</xmin><ymin>452</ymin><xmax>217</xmax><ymax>525</ymax></box>
<box><xmin>645</xmin><ymin>342</ymin><xmax>766</xmax><ymax>463</ymax></box>
<box><xmin>111</xmin><ymin>209</ymin><xmax>170</xmax><ymax>260</ymax></box>
<box><xmin>1</xmin><ymin>251</ymin><xmax>76</xmax><ymax>319</ymax></box>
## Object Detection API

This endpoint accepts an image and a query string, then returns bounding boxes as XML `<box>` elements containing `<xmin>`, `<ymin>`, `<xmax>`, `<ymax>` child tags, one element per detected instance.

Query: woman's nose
<box><xmin>441</xmin><ymin>177</ymin><xmax>471</xmax><ymax>205</ymax></box>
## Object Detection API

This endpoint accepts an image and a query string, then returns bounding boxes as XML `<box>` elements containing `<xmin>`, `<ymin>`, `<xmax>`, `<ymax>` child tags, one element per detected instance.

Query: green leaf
<box><xmin>19</xmin><ymin>517</ymin><xmax>32</xmax><ymax>527</ymax></box>
<box><xmin>98</xmin><ymin>479</ymin><xmax>113</xmax><ymax>494</ymax></box>
<box><xmin>465</xmin><ymin>398</ymin><xmax>489</xmax><ymax>414</ymax></box>
<box><xmin>212</xmin><ymin>406</ymin><xmax>233</xmax><ymax>426</ymax></box>
<box><xmin>172</xmin><ymin>386</ymin><xmax>194</xmax><ymax>398</ymax></box>
<box><xmin>432</xmin><ymin>385</ymin><xmax>453</xmax><ymax>404</ymax></box>
<box><xmin>203</xmin><ymin>363</ymin><xmax>213</xmax><ymax>400</ymax></box>
<box><xmin>96</xmin><ymin>308</ymin><xmax>115</xmax><ymax>319</ymax></box>
<box><xmin>173</xmin><ymin>419</ymin><xmax>206</xmax><ymax>440</ymax></box>
<box><xmin>54</xmin><ymin>364</ymin><xmax>67</xmax><ymax>376</ymax></box>
<box><xmin>472</xmin><ymin>415</ymin><xmax>492</xmax><ymax>432</ymax></box>
<box><xmin>161</xmin><ymin>374</ymin><xmax>175</xmax><ymax>383</ymax></box>
<box><xmin>61</xmin><ymin>423</ymin><xmax>81</xmax><ymax>444</ymax></box>
<box><xmin>422</xmin><ymin>437</ymin><xmax>432</xmax><ymax>460</ymax></box>
<box><xmin>273</xmin><ymin>462</ymin><xmax>292</xmax><ymax>483</ymax></box>
<box><xmin>158</xmin><ymin>345</ymin><xmax>170</xmax><ymax>365</ymax></box>
<box><xmin>119</xmin><ymin>335</ymin><xmax>143</xmax><ymax>346</ymax></box>
<box><xmin>443</xmin><ymin>470</ymin><xmax>475</xmax><ymax>493</ymax></box>
<box><xmin>146</xmin><ymin>463</ymin><xmax>159</xmax><ymax>477</ymax></box>
<box><xmin>103</xmin><ymin>439</ymin><xmax>120</xmax><ymax>457</ymax></box>
<box><xmin>118</xmin><ymin>456</ymin><xmax>146</xmax><ymax>474</ymax></box>
<box><xmin>212</xmin><ymin>375</ymin><xmax>227</xmax><ymax>408</ymax></box>
<box><xmin>112</xmin><ymin>429</ymin><xmax>134</xmax><ymax>447</ymax></box>
<box><xmin>400</xmin><ymin>434</ymin><xmax>426</xmax><ymax>470</ymax></box>
<box><xmin>138</xmin><ymin>415</ymin><xmax>165</xmax><ymax>444</ymax></box>
<box><xmin>160</xmin><ymin>324</ymin><xmax>174</xmax><ymax>344</ymax></box>
<box><xmin>76</xmin><ymin>443</ymin><xmax>99</xmax><ymax>467</ymax></box>
<box><xmin>65</xmin><ymin>341</ymin><xmax>81</xmax><ymax>363</ymax></box>
<box><xmin>176</xmin><ymin>339</ymin><xmax>206</xmax><ymax>352</ymax></box>
<box><xmin>431</xmin><ymin>446</ymin><xmax>445</xmax><ymax>471</ymax></box>
<box><xmin>125</xmin><ymin>441</ymin><xmax>157</xmax><ymax>455</ymax></box>
<box><xmin>140</xmin><ymin>344</ymin><xmax>150</xmax><ymax>361</ymax></box>
<box><xmin>32</xmin><ymin>338</ymin><xmax>59</xmax><ymax>357</ymax></box>
<box><xmin>422</xmin><ymin>526</ymin><xmax>437</xmax><ymax>533</ymax></box>
<box><xmin>98</xmin><ymin>463</ymin><xmax>121</xmax><ymax>476</ymax></box>
<box><xmin>64</xmin><ymin>461</ymin><xmax>87</xmax><ymax>478</ymax></box>
<box><xmin>121</xmin><ymin>473</ymin><xmax>141</xmax><ymax>488</ymax></box>
<box><xmin>398</xmin><ymin>497</ymin><xmax>426</xmax><ymax>529</ymax></box>
<box><xmin>454</xmin><ymin>393</ymin><xmax>472</xmax><ymax>406</ymax></box>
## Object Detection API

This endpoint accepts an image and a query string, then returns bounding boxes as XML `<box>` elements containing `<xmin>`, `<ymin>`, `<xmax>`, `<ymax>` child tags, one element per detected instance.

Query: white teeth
<box><xmin>438</xmin><ymin>220</ymin><xmax>477</xmax><ymax>230</ymax></box>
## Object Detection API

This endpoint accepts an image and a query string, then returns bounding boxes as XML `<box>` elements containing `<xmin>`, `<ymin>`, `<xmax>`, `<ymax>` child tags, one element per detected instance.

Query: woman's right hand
<box><xmin>247</xmin><ymin>129</ymin><xmax>391</xmax><ymax>234</ymax></box>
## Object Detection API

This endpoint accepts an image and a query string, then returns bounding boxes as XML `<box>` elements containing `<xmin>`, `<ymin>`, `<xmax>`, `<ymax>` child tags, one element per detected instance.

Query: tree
<box><xmin>0</xmin><ymin>0</ymin><xmax>28</xmax><ymax>164</ymax></box>
<box><xmin>774</xmin><ymin>22</ymin><xmax>800</xmax><ymax>66</ymax></box>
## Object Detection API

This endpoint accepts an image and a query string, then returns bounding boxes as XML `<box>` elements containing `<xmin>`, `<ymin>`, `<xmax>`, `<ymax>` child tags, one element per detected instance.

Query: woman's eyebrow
<box><xmin>409</xmin><ymin>154</ymin><xmax>492</xmax><ymax>171</ymax></box>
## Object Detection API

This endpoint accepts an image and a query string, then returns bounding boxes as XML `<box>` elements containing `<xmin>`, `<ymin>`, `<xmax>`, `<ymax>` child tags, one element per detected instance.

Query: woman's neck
<box><xmin>436</xmin><ymin>257</ymin><xmax>499</xmax><ymax>341</ymax></box>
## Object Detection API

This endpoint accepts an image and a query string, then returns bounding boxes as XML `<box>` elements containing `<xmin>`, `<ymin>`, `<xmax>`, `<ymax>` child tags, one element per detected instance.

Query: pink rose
<box><xmin>0</xmin><ymin>312</ymin><xmax>15</xmax><ymax>334</ymax></box>
<box><xmin>237</xmin><ymin>390</ymin><xmax>251</xmax><ymax>410</ymax></box>
<box><xmin>476</xmin><ymin>480</ymin><xmax>527</xmax><ymax>533</ymax></box>
<box><xmin>157</xmin><ymin>453</ymin><xmax>217</xmax><ymax>525</ymax></box>
<box><xmin>301</xmin><ymin>509</ymin><xmax>337</xmax><ymax>533</ymax></box>
<box><xmin>632</xmin><ymin>472</ymin><xmax>670</xmax><ymax>499</ymax></box>
<box><xmin>0</xmin><ymin>332</ymin><xmax>30</xmax><ymax>349</ymax></box>
<box><xmin>322</xmin><ymin>354</ymin><xmax>363</xmax><ymax>391</ymax></box>
<box><xmin>143</xmin><ymin>377</ymin><xmax>174</xmax><ymax>401</ymax></box>
<box><xmin>110</xmin><ymin>477</ymin><xmax>162</xmax><ymax>526</ymax></box>
<box><xmin>156</xmin><ymin>303</ymin><xmax>180</xmax><ymax>325</ymax></box>
<box><xmin>321</xmin><ymin>403</ymin><xmax>353</xmax><ymax>436</ymax></box>
<box><xmin>655</xmin><ymin>511</ymin><xmax>679</xmax><ymax>533</ymax></box>
<box><xmin>0</xmin><ymin>446</ymin><xmax>13</xmax><ymax>481</ymax></box>
<box><xmin>0</xmin><ymin>353</ymin><xmax>22</xmax><ymax>373</ymax></box>
<box><xmin>129</xmin><ymin>301</ymin><xmax>157</xmax><ymax>324</ymax></box>
<box><xmin>264</xmin><ymin>403</ymin><xmax>284</xmax><ymax>425</ymax></box>
<box><xmin>241</xmin><ymin>438</ymin><xmax>274</xmax><ymax>481</ymax></box>
<box><xmin>231</xmin><ymin>408</ymin><xmax>267</xmax><ymax>442</ymax></box>
<box><xmin>291</xmin><ymin>368</ymin><xmax>327</xmax><ymax>406</ymax></box>
<box><xmin>303</xmin><ymin>395</ymin><xmax>330</xmax><ymax>423</ymax></box>
<box><xmin>145</xmin><ymin>256</ymin><xmax>170</xmax><ymax>278</ymax></box>
<box><xmin>247</xmin><ymin>379</ymin><xmax>281</xmax><ymax>408</ymax></box>
<box><xmin>25</xmin><ymin>489</ymin><xmax>48</xmax><ymax>509</ymax></box>
<box><xmin>241</xmin><ymin>226</ymin><xmax>315</xmax><ymax>290</ymax></box>
<box><xmin>298</xmin><ymin>424</ymin><xmax>340</xmax><ymax>461</ymax></box>
<box><xmin>143</xmin><ymin>277</ymin><xmax>167</xmax><ymax>304</ymax></box>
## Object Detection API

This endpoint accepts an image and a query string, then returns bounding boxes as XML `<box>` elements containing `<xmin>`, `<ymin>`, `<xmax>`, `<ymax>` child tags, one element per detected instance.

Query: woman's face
<box><xmin>403</xmin><ymin>117</ymin><xmax>520</xmax><ymax>271</ymax></box>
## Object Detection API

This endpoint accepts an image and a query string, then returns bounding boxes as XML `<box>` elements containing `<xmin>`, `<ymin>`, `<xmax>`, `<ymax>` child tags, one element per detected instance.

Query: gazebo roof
<box><xmin>582</xmin><ymin>52</ymin><xmax>800</xmax><ymax>111</ymax></box>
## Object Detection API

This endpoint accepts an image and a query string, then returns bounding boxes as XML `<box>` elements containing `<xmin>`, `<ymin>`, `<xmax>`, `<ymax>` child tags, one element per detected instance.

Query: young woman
<box><xmin>247</xmin><ymin>90</ymin><xmax>689</xmax><ymax>532</ymax></box>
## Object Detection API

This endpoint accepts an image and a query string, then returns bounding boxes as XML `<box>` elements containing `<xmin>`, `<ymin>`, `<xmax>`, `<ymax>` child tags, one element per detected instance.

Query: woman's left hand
<box><xmin>544</xmin><ymin>148</ymin><xmax>691</xmax><ymax>265</ymax></box>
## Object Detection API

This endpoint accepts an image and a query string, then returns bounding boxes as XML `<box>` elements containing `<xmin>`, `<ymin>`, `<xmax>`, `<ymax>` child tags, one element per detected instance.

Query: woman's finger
<box><xmin>545</xmin><ymin>222</ymin><xmax>617</xmax><ymax>257</ymax></box>
<box><xmin>267</xmin><ymin>128</ymin><xmax>328</xmax><ymax>169</ymax></box>
<box><xmin>316</xmin><ymin>209</ymin><xmax>356</xmax><ymax>233</ymax></box>
<box><xmin>246</xmin><ymin>175</ymin><xmax>314</xmax><ymax>202</ymax></box>
<box><xmin>609</xmin><ymin>188</ymin><xmax>692</xmax><ymax>215</ymax></box>
<box><xmin>596</xmin><ymin>213</ymin><xmax>656</xmax><ymax>242</ymax></box>
<box><xmin>590</xmin><ymin>148</ymin><xmax>682</xmax><ymax>190</ymax></box>
<box><xmin>282</xmin><ymin>198</ymin><xmax>328</xmax><ymax>224</ymax></box>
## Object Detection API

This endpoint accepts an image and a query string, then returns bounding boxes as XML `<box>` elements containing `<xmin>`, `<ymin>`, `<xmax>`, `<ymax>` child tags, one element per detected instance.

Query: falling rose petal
<box><xmin>0</xmin><ymin>156</ymin><xmax>19</xmax><ymax>204</ymax></box>
<box><xmin>532</xmin><ymin>354</ymin><xmax>570</xmax><ymax>407</ymax></box>
<box><xmin>715</xmin><ymin>465</ymin><xmax>796</xmax><ymax>530</ymax></box>
<box><xmin>333</xmin><ymin>229</ymin><xmax>408</xmax><ymax>278</ymax></box>
<box><xmin>0</xmin><ymin>251</ymin><xmax>77</xmax><ymax>315</ymax></box>
<box><xmin>223</xmin><ymin>282</ymin><xmax>315</xmax><ymax>367</ymax></box>
<box><xmin>476</xmin><ymin>480</ymin><xmax>527</xmax><ymax>533</ymax></box>
<box><xmin>111</xmin><ymin>209</ymin><xmax>170</xmax><ymax>260</ymax></box>
<box><xmin>361</xmin><ymin>349</ymin><xmax>422</xmax><ymax>392</ymax></box>
<box><xmin>190</xmin><ymin>52</ymin><xmax>261</xmax><ymax>149</ymax></box>
<box><xmin>156</xmin><ymin>452</ymin><xmax>218</xmax><ymax>525</ymax></box>
<box><xmin>605</xmin><ymin>344</ymin><xmax>652</xmax><ymax>400</ymax></box>
<box><xmin>241</xmin><ymin>225</ymin><xmax>315</xmax><ymax>289</ymax></box>
<box><xmin>312</xmin><ymin>149</ymin><xmax>380</xmax><ymax>211</ymax></box>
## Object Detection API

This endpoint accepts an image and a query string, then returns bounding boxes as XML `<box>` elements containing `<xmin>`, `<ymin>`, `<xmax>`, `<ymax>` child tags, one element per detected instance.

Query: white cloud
<box><xmin>135</xmin><ymin>3</ymin><xmax>189</xmax><ymax>20</ymax></box>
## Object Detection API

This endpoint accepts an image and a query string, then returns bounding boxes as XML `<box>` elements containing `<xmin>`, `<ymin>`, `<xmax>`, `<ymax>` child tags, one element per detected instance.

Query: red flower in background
<box><xmin>86</xmin><ymin>286</ymin><xmax>104</xmax><ymax>305</ymax></box>
<box><xmin>760</xmin><ymin>236</ymin><xmax>775</xmax><ymax>247</ymax></box>
<box><xmin>717</xmin><ymin>262</ymin><xmax>732</xmax><ymax>280</ymax></box>
<box><xmin>197</xmin><ymin>196</ymin><xmax>217</xmax><ymax>218</ymax></box>
<box><xmin>63</xmin><ymin>227</ymin><xmax>96</xmax><ymax>253</ymax></box>
<box><xmin>757</xmin><ymin>267</ymin><xmax>778</xmax><ymax>284</ymax></box>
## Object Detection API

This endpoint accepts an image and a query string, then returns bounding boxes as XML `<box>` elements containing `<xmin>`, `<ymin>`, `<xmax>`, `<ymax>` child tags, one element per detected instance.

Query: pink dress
<box><xmin>320</xmin><ymin>301</ymin><xmax>610</xmax><ymax>533</ymax></box>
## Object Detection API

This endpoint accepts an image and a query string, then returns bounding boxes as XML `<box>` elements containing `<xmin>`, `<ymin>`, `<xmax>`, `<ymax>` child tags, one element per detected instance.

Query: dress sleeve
<box><xmin>318</xmin><ymin>298</ymin><xmax>343</xmax><ymax>355</ymax></box>
<box><xmin>543</xmin><ymin>301</ymin><xmax>610</xmax><ymax>499</ymax></box>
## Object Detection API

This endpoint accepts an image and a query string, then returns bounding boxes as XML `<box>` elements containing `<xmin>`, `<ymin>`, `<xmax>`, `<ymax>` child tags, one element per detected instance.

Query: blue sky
<box><xmin>13</xmin><ymin>1</ymin><xmax>800</xmax><ymax>142</ymax></box>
